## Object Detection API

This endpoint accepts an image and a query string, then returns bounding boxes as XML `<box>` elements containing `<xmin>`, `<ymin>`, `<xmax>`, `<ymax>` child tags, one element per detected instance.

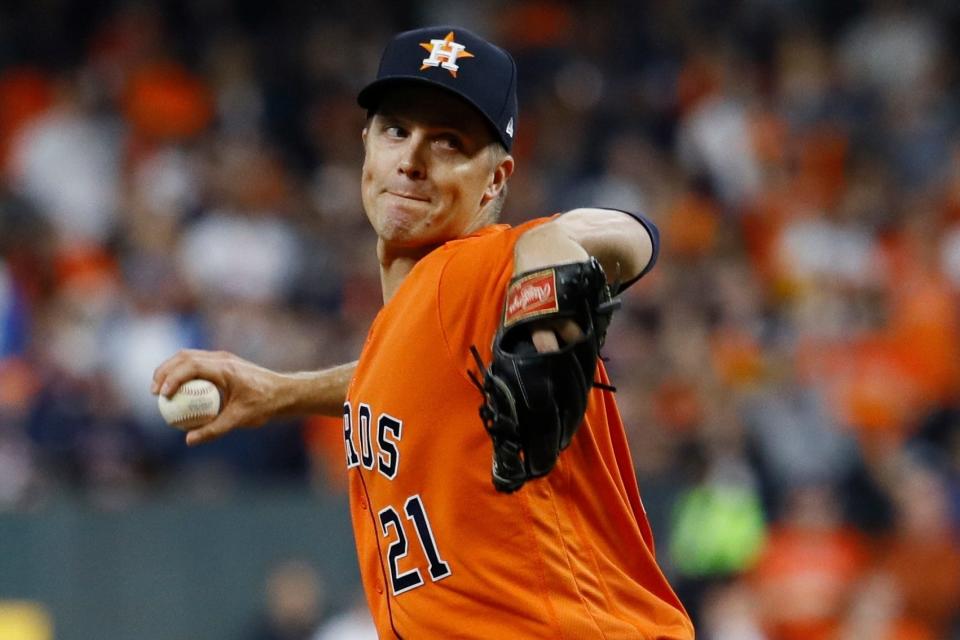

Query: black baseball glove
<box><xmin>469</xmin><ymin>258</ymin><xmax>621</xmax><ymax>493</ymax></box>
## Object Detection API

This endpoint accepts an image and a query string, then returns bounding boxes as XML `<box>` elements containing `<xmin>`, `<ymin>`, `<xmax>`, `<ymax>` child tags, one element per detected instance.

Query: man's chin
<box><xmin>374</xmin><ymin>208</ymin><xmax>440</xmax><ymax>244</ymax></box>
<box><xmin>376</xmin><ymin>221</ymin><xmax>453</xmax><ymax>252</ymax></box>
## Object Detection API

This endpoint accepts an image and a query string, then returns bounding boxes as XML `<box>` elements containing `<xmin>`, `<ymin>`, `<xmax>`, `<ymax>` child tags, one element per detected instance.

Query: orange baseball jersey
<box><xmin>343</xmin><ymin>219</ymin><xmax>694</xmax><ymax>639</ymax></box>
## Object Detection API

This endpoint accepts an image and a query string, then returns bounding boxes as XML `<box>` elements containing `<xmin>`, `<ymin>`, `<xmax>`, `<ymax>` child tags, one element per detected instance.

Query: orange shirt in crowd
<box><xmin>751</xmin><ymin>524</ymin><xmax>869</xmax><ymax>640</ymax></box>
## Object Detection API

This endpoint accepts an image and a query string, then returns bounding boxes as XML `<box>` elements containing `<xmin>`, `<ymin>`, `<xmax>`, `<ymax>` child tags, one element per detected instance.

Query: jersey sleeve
<box><xmin>436</xmin><ymin>219</ymin><xmax>551</xmax><ymax>381</ymax></box>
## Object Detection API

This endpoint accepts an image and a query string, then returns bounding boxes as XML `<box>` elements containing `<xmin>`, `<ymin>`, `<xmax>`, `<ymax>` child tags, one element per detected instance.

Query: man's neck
<box><xmin>376</xmin><ymin>239</ymin><xmax>439</xmax><ymax>302</ymax></box>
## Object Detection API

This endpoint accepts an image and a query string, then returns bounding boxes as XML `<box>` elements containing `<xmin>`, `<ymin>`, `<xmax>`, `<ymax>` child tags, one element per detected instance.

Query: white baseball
<box><xmin>157</xmin><ymin>379</ymin><xmax>222</xmax><ymax>431</ymax></box>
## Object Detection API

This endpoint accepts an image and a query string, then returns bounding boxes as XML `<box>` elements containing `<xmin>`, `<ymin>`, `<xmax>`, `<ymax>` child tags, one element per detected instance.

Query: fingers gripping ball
<box><xmin>157</xmin><ymin>379</ymin><xmax>222</xmax><ymax>431</ymax></box>
<box><xmin>469</xmin><ymin>258</ymin><xmax>621</xmax><ymax>493</ymax></box>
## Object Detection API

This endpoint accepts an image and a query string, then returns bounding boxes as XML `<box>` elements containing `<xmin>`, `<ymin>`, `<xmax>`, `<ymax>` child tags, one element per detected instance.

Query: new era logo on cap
<box><xmin>357</xmin><ymin>26</ymin><xmax>519</xmax><ymax>151</ymax></box>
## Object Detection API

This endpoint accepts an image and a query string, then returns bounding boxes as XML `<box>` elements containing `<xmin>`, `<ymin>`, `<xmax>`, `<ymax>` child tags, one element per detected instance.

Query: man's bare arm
<box><xmin>151</xmin><ymin>350</ymin><xmax>356</xmax><ymax>446</ymax></box>
<box><xmin>514</xmin><ymin>208</ymin><xmax>653</xmax><ymax>284</ymax></box>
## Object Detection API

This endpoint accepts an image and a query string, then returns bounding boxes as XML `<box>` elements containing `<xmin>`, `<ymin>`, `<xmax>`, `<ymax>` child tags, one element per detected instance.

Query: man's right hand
<box><xmin>151</xmin><ymin>349</ymin><xmax>282</xmax><ymax>446</ymax></box>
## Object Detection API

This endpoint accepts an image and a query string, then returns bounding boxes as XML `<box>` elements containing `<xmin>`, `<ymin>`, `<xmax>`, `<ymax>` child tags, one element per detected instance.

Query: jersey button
<box><xmin>359</xmin><ymin>498</ymin><xmax>367</xmax><ymax>510</ymax></box>
<box><xmin>376</xmin><ymin>583</ymin><xmax>383</xmax><ymax>595</ymax></box>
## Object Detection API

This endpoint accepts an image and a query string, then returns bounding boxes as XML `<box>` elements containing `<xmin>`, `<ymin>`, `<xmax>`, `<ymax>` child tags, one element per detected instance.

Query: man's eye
<box><xmin>435</xmin><ymin>135</ymin><xmax>461</xmax><ymax>150</ymax></box>
<box><xmin>384</xmin><ymin>125</ymin><xmax>406</xmax><ymax>138</ymax></box>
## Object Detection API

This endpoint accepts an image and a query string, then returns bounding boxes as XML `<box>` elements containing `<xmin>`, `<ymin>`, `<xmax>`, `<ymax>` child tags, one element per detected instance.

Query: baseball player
<box><xmin>153</xmin><ymin>26</ymin><xmax>693</xmax><ymax>639</ymax></box>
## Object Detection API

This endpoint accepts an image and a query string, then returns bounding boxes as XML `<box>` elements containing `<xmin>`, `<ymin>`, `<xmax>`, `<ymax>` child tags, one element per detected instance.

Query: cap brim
<box><xmin>357</xmin><ymin>76</ymin><xmax>510</xmax><ymax>150</ymax></box>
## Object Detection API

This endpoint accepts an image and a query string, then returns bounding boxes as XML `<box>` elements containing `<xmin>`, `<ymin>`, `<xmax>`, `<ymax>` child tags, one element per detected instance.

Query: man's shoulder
<box><xmin>444</xmin><ymin>223</ymin><xmax>513</xmax><ymax>252</ymax></box>
<box><xmin>405</xmin><ymin>217</ymin><xmax>555</xmax><ymax>297</ymax></box>
<box><xmin>440</xmin><ymin>218</ymin><xmax>553</xmax><ymax>257</ymax></box>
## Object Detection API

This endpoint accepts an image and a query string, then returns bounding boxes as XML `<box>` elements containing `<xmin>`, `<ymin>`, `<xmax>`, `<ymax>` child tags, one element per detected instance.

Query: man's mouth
<box><xmin>386</xmin><ymin>191</ymin><xmax>430</xmax><ymax>202</ymax></box>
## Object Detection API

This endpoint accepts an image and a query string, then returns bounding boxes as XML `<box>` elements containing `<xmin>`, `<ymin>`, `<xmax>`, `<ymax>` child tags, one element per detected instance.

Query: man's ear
<box><xmin>361</xmin><ymin>127</ymin><xmax>368</xmax><ymax>146</ymax></box>
<box><xmin>483</xmin><ymin>153</ymin><xmax>514</xmax><ymax>205</ymax></box>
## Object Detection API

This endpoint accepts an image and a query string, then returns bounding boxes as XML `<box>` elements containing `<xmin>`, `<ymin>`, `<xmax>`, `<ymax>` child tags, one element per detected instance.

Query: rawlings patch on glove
<box><xmin>469</xmin><ymin>258</ymin><xmax>621</xmax><ymax>493</ymax></box>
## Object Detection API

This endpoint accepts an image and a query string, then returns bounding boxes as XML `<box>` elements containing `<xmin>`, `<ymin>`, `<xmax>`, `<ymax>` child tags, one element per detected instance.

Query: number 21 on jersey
<box><xmin>379</xmin><ymin>495</ymin><xmax>451</xmax><ymax>594</ymax></box>
<box><xmin>344</xmin><ymin>402</ymin><xmax>452</xmax><ymax>595</ymax></box>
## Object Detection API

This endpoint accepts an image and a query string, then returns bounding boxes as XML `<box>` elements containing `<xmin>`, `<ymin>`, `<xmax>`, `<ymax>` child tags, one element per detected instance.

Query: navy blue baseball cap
<box><xmin>358</xmin><ymin>26</ymin><xmax>518</xmax><ymax>151</ymax></box>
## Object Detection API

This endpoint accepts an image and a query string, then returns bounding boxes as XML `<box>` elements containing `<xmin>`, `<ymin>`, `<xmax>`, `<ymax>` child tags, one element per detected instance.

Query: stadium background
<box><xmin>1</xmin><ymin>0</ymin><xmax>960</xmax><ymax>638</ymax></box>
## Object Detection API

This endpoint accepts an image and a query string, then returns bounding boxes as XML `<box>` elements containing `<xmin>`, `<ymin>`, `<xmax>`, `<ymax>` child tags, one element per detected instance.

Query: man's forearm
<box><xmin>274</xmin><ymin>361</ymin><xmax>358</xmax><ymax>418</ymax></box>
<box><xmin>553</xmin><ymin>208</ymin><xmax>653</xmax><ymax>283</ymax></box>
<box><xmin>514</xmin><ymin>208</ymin><xmax>653</xmax><ymax>283</ymax></box>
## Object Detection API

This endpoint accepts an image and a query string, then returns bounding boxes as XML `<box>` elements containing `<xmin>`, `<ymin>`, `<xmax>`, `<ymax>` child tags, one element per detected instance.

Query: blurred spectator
<box><xmin>874</xmin><ymin>452</ymin><xmax>960</xmax><ymax>639</ymax></box>
<box><xmin>0</xmin><ymin>417</ymin><xmax>36</xmax><ymax>509</ymax></box>
<box><xmin>176</xmin><ymin>139</ymin><xmax>301</xmax><ymax>306</ymax></box>
<box><xmin>740</xmin><ymin>350</ymin><xmax>862</xmax><ymax>520</ymax></box>
<box><xmin>0</xmin><ymin>258</ymin><xmax>26</xmax><ymax>357</ymax></box>
<box><xmin>668</xmin><ymin>438</ymin><xmax>766</xmax><ymax>629</ymax></box>
<box><xmin>248</xmin><ymin>560</ymin><xmax>327</xmax><ymax>640</ymax></box>
<box><xmin>0</xmin><ymin>67</ymin><xmax>53</xmax><ymax>176</ymax></box>
<box><xmin>698</xmin><ymin>580</ymin><xmax>765</xmax><ymax>640</ymax></box>
<box><xmin>837</xmin><ymin>572</ymin><xmax>933</xmax><ymax>640</ymax></box>
<box><xmin>838</xmin><ymin>4</ymin><xmax>941</xmax><ymax>100</ymax></box>
<box><xmin>312</xmin><ymin>593</ymin><xmax>377</xmax><ymax>640</ymax></box>
<box><xmin>121</xmin><ymin>60</ymin><xmax>212</xmax><ymax>142</ymax></box>
<box><xmin>750</xmin><ymin>483</ymin><xmax>870</xmax><ymax>640</ymax></box>
<box><xmin>675</xmin><ymin>57</ymin><xmax>762</xmax><ymax>210</ymax></box>
<box><xmin>7</xmin><ymin>78</ymin><xmax>120</xmax><ymax>245</ymax></box>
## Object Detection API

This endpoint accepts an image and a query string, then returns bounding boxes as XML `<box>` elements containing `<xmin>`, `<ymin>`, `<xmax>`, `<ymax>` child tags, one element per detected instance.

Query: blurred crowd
<box><xmin>2</xmin><ymin>0</ymin><xmax>960</xmax><ymax>638</ymax></box>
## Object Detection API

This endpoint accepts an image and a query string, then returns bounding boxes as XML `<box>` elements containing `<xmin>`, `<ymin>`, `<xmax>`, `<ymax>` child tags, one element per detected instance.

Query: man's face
<box><xmin>361</xmin><ymin>86</ymin><xmax>512</xmax><ymax>249</ymax></box>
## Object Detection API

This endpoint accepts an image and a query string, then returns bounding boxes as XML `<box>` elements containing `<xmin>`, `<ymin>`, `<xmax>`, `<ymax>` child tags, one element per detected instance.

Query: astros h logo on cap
<box><xmin>357</xmin><ymin>26</ymin><xmax>519</xmax><ymax>151</ymax></box>
<box><xmin>420</xmin><ymin>32</ymin><xmax>474</xmax><ymax>77</ymax></box>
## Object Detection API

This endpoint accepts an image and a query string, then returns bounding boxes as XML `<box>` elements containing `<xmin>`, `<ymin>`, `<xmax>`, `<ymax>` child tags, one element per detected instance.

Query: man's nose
<box><xmin>398</xmin><ymin>137</ymin><xmax>427</xmax><ymax>179</ymax></box>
